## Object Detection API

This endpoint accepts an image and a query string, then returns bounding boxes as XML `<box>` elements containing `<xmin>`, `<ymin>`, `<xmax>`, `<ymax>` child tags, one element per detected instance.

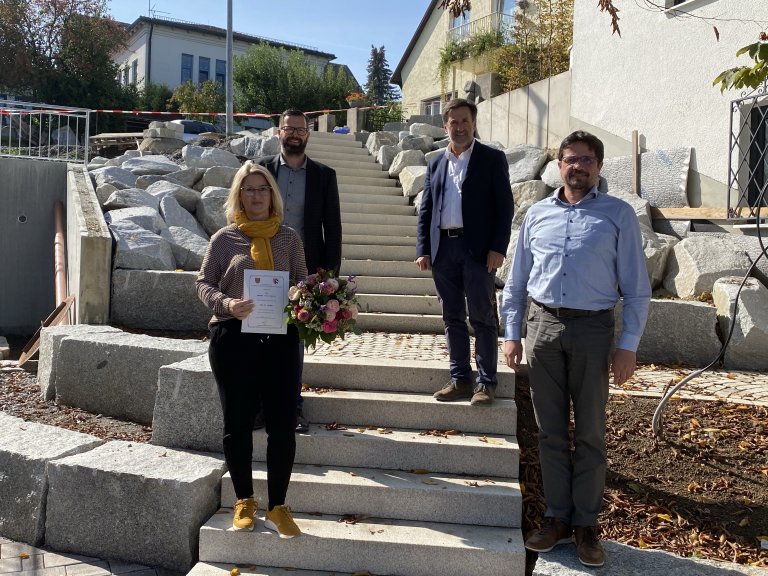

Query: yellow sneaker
<box><xmin>265</xmin><ymin>505</ymin><xmax>301</xmax><ymax>538</ymax></box>
<box><xmin>232</xmin><ymin>498</ymin><xmax>256</xmax><ymax>531</ymax></box>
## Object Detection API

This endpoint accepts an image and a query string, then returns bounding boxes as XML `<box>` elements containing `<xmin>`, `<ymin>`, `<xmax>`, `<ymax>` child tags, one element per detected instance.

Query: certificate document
<box><xmin>241</xmin><ymin>269</ymin><xmax>289</xmax><ymax>334</ymax></box>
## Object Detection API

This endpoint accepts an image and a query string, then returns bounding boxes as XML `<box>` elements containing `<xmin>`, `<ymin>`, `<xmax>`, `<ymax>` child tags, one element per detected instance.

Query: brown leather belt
<box><xmin>533</xmin><ymin>300</ymin><xmax>611</xmax><ymax>318</ymax></box>
<box><xmin>440</xmin><ymin>228</ymin><xmax>464</xmax><ymax>238</ymax></box>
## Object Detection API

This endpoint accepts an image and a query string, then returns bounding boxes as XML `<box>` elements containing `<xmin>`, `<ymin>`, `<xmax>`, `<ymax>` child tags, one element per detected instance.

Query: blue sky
<box><xmin>106</xmin><ymin>0</ymin><xmax>433</xmax><ymax>87</ymax></box>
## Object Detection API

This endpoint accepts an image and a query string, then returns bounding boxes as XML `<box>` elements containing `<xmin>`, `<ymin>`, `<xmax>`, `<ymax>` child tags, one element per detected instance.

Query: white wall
<box><xmin>571</xmin><ymin>0</ymin><xmax>765</xmax><ymax>205</ymax></box>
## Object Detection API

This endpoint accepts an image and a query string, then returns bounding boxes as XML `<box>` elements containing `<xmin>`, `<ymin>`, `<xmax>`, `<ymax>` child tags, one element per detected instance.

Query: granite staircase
<box><xmin>175</xmin><ymin>131</ymin><xmax>524</xmax><ymax>576</ymax></box>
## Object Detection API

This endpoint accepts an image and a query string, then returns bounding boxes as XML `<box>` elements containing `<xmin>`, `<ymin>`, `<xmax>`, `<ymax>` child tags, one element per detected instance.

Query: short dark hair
<box><xmin>280</xmin><ymin>109</ymin><xmax>308</xmax><ymax>127</ymax></box>
<box><xmin>442</xmin><ymin>98</ymin><xmax>477</xmax><ymax>123</ymax></box>
<box><xmin>558</xmin><ymin>131</ymin><xmax>604</xmax><ymax>163</ymax></box>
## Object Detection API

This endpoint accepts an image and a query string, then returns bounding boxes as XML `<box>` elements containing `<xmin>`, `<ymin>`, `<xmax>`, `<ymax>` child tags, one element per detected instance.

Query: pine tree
<box><xmin>364</xmin><ymin>45</ymin><xmax>399</xmax><ymax>105</ymax></box>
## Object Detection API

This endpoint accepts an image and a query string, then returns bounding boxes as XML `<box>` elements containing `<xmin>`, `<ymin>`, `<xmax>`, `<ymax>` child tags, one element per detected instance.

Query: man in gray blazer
<box><xmin>258</xmin><ymin>109</ymin><xmax>342</xmax><ymax>432</ymax></box>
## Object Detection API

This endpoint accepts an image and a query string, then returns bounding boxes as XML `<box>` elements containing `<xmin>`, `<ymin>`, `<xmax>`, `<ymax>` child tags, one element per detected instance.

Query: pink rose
<box><xmin>326</xmin><ymin>278</ymin><xmax>339</xmax><ymax>292</ymax></box>
<box><xmin>347</xmin><ymin>306</ymin><xmax>358</xmax><ymax>320</ymax></box>
<box><xmin>322</xmin><ymin>319</ymin><xmax>338</xmax><ymax>333</ymax></box>
<box><xmin>306</xmin><ymin>274</ymin><xmax>319</xmax><ymax>286</ymax></box>
<box><xmin>326</xmin><ymin>299</ymin><xmax>340</xmax><ymax>312</ymax></box>
<box><xmin>338</xmin><ymin>308</ymin><xmax>351</xmax><ymax>320</ymax></box>
<box><xmin>325</xmin><ymin>310</ymin><xmax>336</xmax><ymax>321</ymax></box>
<box><xmin>297</xmin><ymin>309</ymin><xmax>310</xmax><ymax>322</ymax></box>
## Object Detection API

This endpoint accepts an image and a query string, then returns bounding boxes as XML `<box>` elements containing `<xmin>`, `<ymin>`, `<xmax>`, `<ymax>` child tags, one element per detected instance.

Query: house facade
<box><xmin>114</xmin><ymin>16</ymin><xmax>337</xmax><ymax>93</ymax></box>
<box><xmin>391</xmin><ymin>0</ymin><xmax>517</xmax><ymax>117</ymax></box>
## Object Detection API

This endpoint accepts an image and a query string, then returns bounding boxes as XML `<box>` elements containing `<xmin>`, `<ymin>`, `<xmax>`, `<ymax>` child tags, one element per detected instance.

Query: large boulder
<box><xmin>376</xmin><ymin>144</ymin><xmax>401</xmax><ymax>171</ymax></box>
<box><xmin>511</xmin><ymin>180</ymin><xmax>550</xmax><ymax>208</ymax></box>
<box><xmin>505</xmin><ymin>144</ymin><xmax>549</xmax><ymax>185</ymax></box>
<box><xmin>146</xmin><ymin>179</ymin><xmax>201</xmax><ymax>213</ymax></box>
<box><xmin>713</xmin><ymin>276</ymin><xmax>768</xmax><ymax>370</ymax></box>
<box><xmin>0</xmin><ymin>412</ymin><xmax>102</xmax><ymax>545</ymax></box>
<box><xmin>663</xmin><ymin>236</ymin><xmax>754</xmax><ymax>297</ymax></box>
<box><xmin>202</xmin><ymin>166</ymin><xmax>238</xmax><ymax>189</ymax></box>
<box><xmin>139</xmin><ymin>137</ymin><xmax>185</xmax><ymax>154</ymax></box>
<box><xmin>389</xmin><ymin>149</ymin><xmax>426</xmax><ymax>178</ymax></box>
<box><xmin>400</xmin><ymin>134</ymin><xmax>434</xmax><ymax>154</ymax></box>
<box><xmin>161</xmin><ymin>226</ymin><xmax>209</xmax><ymax>270</ymax></box>
<box><xmin>641</xmin><ymin>226</ymin><xmax>678</xmax><ymax>289</ymax></box>
<box><xmin>45</xmin><ymin>441</ymin><xmax>224</xmax><ymax>571</ymax></box>
<box><xmin>611</xmin><ymin>190</ymin><xmax>652</xmax><ymax>230</ymax></box>
<box><xmin>229</xmin><ymin>135</ymin><xmax>280</xmax><ymax>158</ymax></box>
<box><xmin>196</xmin><ymin>186</ymin><xmax>230</xmax><ymax>236</ymax></box>
<box><xmin>108</xmin><ymin>221</ymin><xmax>176</xmax><ymax>271</ymax></box>
<box><xmin>159</xmin><ymin>195</ymin><xmax>208</xmax><ymax>238</ymax></box>
<box><xmin>182</xmin><ymin>145</ymin><xmax>240</xmax><ymax>169</ymax></box>
<box><xmin>122</xmin><ymin>155</ymin><xmax>180</xmax><ymax>176</ymax></box>
<box><xmin>409</xmin><ymin>122</ymin><xmax>446</xmax><ymax>139</ymax></box>
<box><xmin>95</xmin><ymin>183</ymin><xmax>119</xmax><ymax>206</ymax></box>
<box><xmin>90</xmin><ymin>166</ymin><xmax>137</xmax><ymax>190</ymax></box>
<box><xmin>496</xmin><ymin>232</ymin><xmax>520</xmax><ymax>286</ymax></box>
<box><xmin>168</xmin><ymin>167</ymin><xmax>206</xmax><ymax>189</ymax></box>
<box><xmin>540</xmin><ymin>159</ymin><xmax>562</xmax><ymax>188</ymax></box>
<box><xmin>366</xmin><ymin>131</ymin><xmax>399</xmax><ymax>156</ymax></box>
<box><xmin>103</xmin><ymin>187</ymin><xmax>159</xmax><ymax>212</ymax></box>
<box><xmin>105</xmin><ymin>206</ymin><xmax>166</xmax><ymax>234</ymax></box>
<box><xmin>400</xmin><ymin>166</ymin><xmax>428</xmax><ymax>198</ymax></box>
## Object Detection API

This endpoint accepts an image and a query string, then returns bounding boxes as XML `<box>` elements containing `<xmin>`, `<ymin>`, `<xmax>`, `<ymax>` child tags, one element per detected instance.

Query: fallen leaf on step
<box><xmin>325</xmin><ymin>422</ymin><xmax>347</xmax><ymax>430</ymax></box>
<box><xmin>421</xmin><ymin>479</ymin><xmax>439</xmax><ymax>485</ymax></box>
<box><xmin>411</xmin><ymin>468</ymin><xmax>431</xmax><ymax>474</ymax></box>
<box><xmin>229</xmin><ymin>569</ymin><xmax>240</xmax><ymax>576</ymax></box>
<box><xmin>352</xmin><ymin>572</ymin><xmax>372</xmax><ymax>576</ymax></box>
<box><xmin>339</xmin><ymin>514</ymin><xmax>370</xmax><ymax>524</ymax></box>
<box><xmin>19</xmin><ymin>553</ymin><xmax>30</xmax><ymax>560</ymax></box>
<box><xmin>465</xmin><ymin>481</ymin><xmax>479</xmax><ymax>487</ymax></box>
<box><xmin>377</xmin><ymin>427</ymin><xmax>392</xmax><ymax>434</ymax></box>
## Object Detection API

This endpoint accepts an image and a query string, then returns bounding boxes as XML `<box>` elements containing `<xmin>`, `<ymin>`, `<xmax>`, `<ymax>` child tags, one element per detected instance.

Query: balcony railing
<box><xmin>446</xmin><ymin>11</ymin><xmax>515</xmax><ymax>45</ymax></box>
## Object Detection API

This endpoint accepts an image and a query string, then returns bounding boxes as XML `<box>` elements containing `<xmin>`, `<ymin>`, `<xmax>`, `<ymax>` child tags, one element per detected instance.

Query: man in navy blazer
<box><xmin>258</xmin><ymin>109</ymin><xmax>342</xmax><ymax>431</ymax></box>
<box><xmin>416</xmin><ymin>98</ymin><xmax>513</xmax><ymax>405</ymax></box>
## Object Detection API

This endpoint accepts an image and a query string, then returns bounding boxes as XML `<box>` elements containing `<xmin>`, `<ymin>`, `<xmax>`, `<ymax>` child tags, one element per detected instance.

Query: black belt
<box><xmin>440</xmin><ymin>228</ymin><xmax>464</xmax><ymax>238</ymax></box>
<box><xmin>533</xmin><ymin>300</ymin><xmax>611</xmax><ymax>318</ymax></box>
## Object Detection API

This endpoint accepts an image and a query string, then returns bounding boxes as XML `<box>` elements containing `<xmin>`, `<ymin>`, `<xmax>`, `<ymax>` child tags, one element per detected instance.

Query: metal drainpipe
<box><xmin>147</xmin><ymin>21</ymin><xmax>154</xmax><ymax>87</ymax></box>
<box><xmin>53</xmin><ymin>200</ymin><xmax>68</xmax><ymax>324</ymax></box>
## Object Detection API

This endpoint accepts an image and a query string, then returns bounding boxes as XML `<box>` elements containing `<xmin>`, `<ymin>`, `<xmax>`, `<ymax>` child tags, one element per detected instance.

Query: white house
<box><xmin>114</xmin><ymin>16</ymin><xmax>343</xmax><ymax>92</ymax></box>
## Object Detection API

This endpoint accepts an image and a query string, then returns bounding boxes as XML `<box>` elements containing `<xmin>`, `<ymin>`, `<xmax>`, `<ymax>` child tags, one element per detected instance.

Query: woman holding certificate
<box><xmin>197</xmin><ymin>161</ymin><xmax>307</xmax><ymax>538</ymax></box>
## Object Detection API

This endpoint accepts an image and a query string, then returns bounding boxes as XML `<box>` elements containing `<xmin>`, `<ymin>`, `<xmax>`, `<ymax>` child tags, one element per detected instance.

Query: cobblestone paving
<box><xmin>307</xmin><ymin>332</ymin><xmax>768</xmax><ymax>406</ymax></box>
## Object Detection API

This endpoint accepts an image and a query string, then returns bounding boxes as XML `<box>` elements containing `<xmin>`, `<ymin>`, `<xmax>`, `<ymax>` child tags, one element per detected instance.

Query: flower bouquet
<box><xmin>285</xmin><ymin>269</ymin><xmax>361</xmax><ymax>349</ymax></box>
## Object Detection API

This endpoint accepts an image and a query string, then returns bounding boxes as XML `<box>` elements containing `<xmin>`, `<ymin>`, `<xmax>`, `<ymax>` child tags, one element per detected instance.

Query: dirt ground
<box><xmin>1</xmin><ymin>334</ymin><xmax>766</xmax><ymax>571</ymax></box>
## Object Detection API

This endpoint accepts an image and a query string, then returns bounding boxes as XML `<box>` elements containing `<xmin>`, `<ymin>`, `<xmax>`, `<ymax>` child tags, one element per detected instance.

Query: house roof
<box><xmin>391</xmin><ymin>0</ymin><xmax>440</xmax><ymax>87</ymax></box>
<box><xmin>124</xmin><ymin>16</ymin><xmax>337</xmax><ymax>61</ymax></box>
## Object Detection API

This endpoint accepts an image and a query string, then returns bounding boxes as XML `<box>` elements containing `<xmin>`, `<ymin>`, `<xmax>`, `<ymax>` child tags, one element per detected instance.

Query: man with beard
<box><xmin>500</xmin><ymin>131</ymin><xmax>650</xmax><ymax>568</ymax></box>
<box><xmin>258</xmin><ymin>109</ymin><xmax>342</xmax><ymax>433</ymax></box>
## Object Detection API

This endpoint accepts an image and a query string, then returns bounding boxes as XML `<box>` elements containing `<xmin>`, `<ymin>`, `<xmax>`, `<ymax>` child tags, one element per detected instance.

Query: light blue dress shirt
<box><xmin>277</xmin><ymin>155</ymin><xmax>307</xmax><ymax>242</ymax></box>
<box><xmin>501</xmin><ymin>186</ymin><xmax>651</xmax><ymax>352</ymax></box>
<box><xmin>439</xmin><ymin>140</ymin><xmax>475</xmax><ymax>229</ymax></box>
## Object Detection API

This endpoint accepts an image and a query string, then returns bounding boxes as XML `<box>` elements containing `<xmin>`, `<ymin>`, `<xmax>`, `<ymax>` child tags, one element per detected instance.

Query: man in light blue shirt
<box><xmin>501</xmin><ymin>131</ymin><xmax>651</xmax><ymax>568</ymax></box>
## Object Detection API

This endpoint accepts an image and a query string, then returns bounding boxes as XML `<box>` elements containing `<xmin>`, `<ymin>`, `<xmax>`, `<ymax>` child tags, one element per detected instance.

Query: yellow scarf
<box><xmin>235</xmin><ymin>212</ymin><xmax>281</xmax><ymax>270</ymax></box>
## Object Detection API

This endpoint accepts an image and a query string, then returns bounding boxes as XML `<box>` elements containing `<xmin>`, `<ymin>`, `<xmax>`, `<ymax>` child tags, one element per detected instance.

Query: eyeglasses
<box><xmin>280</xmin><ymin>126</ymin><xmax>309</xmax><ymax>136</ymax></box>
<box><xmin>241</xmin><ymin>185</ymin><xmax>272</xmax><ymax>196</ymax></box>
<box><xmin>562</xmin><ymin>155</ymin><xmax>597</xmax><ymax>166</ymax></box>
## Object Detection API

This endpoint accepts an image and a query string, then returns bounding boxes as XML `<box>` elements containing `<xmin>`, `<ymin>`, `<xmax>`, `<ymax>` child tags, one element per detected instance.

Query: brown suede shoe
<box><xmin>433</xmin><ymin>379</ymin><xmax>473</xmax><ymax>402</ymax></box>
<box><xmin>524</xmin><ymin>517</ymin><xmax>573</xmax><ymax>552</ymax></box>
<box><xmin>575</xmin><ymin>525</ymin><xmax>605</xmax><ymax>567</ymax></box>
<box><xmin>470</xmin><ymin>384</ymin><xmax>495</xmax><ymax>406</ymax></box>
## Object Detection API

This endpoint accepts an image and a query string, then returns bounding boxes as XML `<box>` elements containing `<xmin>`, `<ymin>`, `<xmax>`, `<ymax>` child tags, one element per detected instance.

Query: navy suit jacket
<box><xmin>416</xmin><ymin>141</ymin><xmax>513</xmax><ymax>264</ymax></box>
<box><xmin>259</xmin><ymin>155</ymin><xmax>342</xmax><ymax>275</ymax></box>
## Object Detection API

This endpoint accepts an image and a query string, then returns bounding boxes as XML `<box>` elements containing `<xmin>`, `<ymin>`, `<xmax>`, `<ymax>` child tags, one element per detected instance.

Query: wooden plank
<box><xmin>18</xmin><ymin>296</ymin><xmax>75</xmax><ymax>368</ymax></box>
<box><xmin>651</xmin><ymin>207</ymin><xmax>727</xmax><ymax>220</ymax></box>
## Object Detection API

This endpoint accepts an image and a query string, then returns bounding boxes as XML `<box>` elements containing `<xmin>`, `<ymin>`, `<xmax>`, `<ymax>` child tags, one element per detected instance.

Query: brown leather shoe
<box><xmin>574</xmin><ymin>525</ymin><xmax>605</xmax><ymax>567</ymax></box>
<box><xmin>524</xmin><ymin>517</ymin><xmax>573</xmax><ymax>552</ymax></box>
<box><xmin>433</xmin><ymin>379</ymin><xmax>473</xmax><ymax>402</ymax></box>
<box><xmin>470</xmin><ymin>384</ymin><xmax>495</xmax><ymax>406</ymax></box>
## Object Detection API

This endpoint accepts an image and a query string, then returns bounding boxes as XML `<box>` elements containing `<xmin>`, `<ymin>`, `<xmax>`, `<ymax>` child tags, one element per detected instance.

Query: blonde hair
<box><xmin>225</xmin><ymin>161</ymin><xmax>284</xmax><ymax>223</ymax></box>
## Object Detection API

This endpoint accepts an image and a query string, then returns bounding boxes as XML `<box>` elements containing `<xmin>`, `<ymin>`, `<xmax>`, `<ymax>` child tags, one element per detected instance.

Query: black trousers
<box><xmin>208</xmin><ymin>319</ymin><xmax>299</xmax><ymax>509</ymax></box>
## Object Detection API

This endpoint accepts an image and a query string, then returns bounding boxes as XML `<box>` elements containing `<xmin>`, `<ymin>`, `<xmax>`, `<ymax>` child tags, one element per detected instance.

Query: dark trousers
<box><xmin>208</xmin><ymin>319</ymin><xmax>299</xmax><ymax>509</ymax></box>
<box><xmin>526</xmin><ymin>303</ymin><xmax>615</xmax><ymax>526</ymax></box>
<box><xmin>431</xmin><ymin>236</ymin><xmax>498</xmax><ymax>386</ymax></box>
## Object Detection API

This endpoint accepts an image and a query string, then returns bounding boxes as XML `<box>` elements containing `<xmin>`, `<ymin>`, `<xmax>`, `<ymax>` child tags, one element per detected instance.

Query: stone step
<box><xmin>199</xmin><ymin>511</ymin><xmax>526</xmax><ymax>576</ymax></box>
<box><xmin>338</xmin><ymin>183</ymin><xmax>400</xmax><ymax>194</ymax></box>
<box><xmin>341</xmin><ymin>202</ymin><xmax>415</xmax><ymax>217</ymax></box>
<box><xmin>336</xmin><ymin>174</ymin><xmax>398</xmax><ymax>187</ymax></box>
<box><xmin>299</xmin><ymin>389</ymin><xmax>516</xmax><ymax>436</ymax></box>
<box><xmin>356</xmin><ymin>311</ymin><xmax>445</xmax><ymax>334</ymax></box>
<box><xmin>357</xmin><ymin>293</ymin><xmax>441</xmax><ymax>315</ymax></box>
<box><xmin>340</xmin><ymin>192</ymin><xmax>409</xmax><ymax>206</ymax></box>
<box><xmin>341</xmin><ymin>259</ymin><xmax>427</xmax><ymax>277</ymax></box>
<box><xmin>343</xmin><ymin>244</ymin><xmax>415</xmax><ymax>261</ymax></box>
<box><xmin>220</xmin><ymin>464</ymin><xmax>522</xmax><ymax>527</ymax></box>
<box><xmin>307</xmin><ymin>154</ymin><xmax>380</xmax><ymax>169</ymax></box>
<box><xmin>351</xmin><ymin>274</ymin><xmax>434</xmax><ymax>294</ymax></box>
<box><xmin>332</xmin><ymin>166</ymin><xmax>391</xmax><ymax>179</ymax></box>
<box><xmin>253</xmin><ymin>426</ymin><xmax>518</xmax><ymax>477</ymax></box>
<box><xmin>341</xmin><ymin>222</ymin><xmax>415</xmax><ymax>237</ymax></box>
<box><xmin>306</xmin><ymin>142</ymin><xmax>369</xmax><ymax>155</ymax></box>
<box><xmin>343</xmin><ymin>234</ymin><xmax>417</xmax><ymax>246</ymax></box>
<box><xmin>307</xmin><ymin>133</ymin><xmax>362</xmax><ymax>147</ymax></box>
<box><xmin>341</xmin><ymin>212</ymin><xmax>418</xmax><ymax>226</ymax></box>
<box><xmin>189</xmin><ymin>564</ymin><xmax>337</xmax><ymax>576</ymax></box>
<box><xmin>303</xmin><ymin>355</ymin><xmax>515</xmax><ymax>399</ymax></box>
